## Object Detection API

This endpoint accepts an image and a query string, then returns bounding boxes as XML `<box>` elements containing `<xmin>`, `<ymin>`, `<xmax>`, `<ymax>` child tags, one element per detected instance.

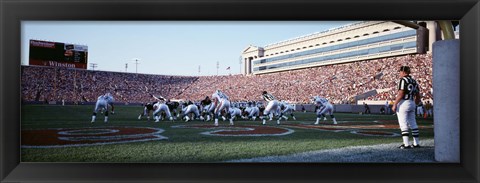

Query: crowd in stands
<box><xmin>21</xmin><ymin>53</ymin><xmax>433</xmax><ymax>105</ymax></box>
<box><xmin>21</xmin><ymin>66</ymin><xmax>198</xmax><ymax>104</ymax></box>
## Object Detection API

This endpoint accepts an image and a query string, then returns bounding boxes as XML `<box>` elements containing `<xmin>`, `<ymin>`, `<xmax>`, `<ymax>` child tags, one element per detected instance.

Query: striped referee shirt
<box><xmin>398</xmin><ymin>75</ymin><xmax>419</xmax><ymax>100</ymax></box>
<box><xmin>262</xmin><ymin>93</ymin><xmax>276</xmax><ymax>102</ymax></box>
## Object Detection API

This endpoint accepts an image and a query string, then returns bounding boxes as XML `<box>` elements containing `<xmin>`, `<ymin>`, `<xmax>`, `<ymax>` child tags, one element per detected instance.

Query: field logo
<box><xmin>22</xmin><ymin>127</ymin><xmax>167</xmax><ymax>148</ymax></box>
<box><xmin>171</xmin><ymin>124</ymin><xmax>294</xmax><ymax>137</ymax></box>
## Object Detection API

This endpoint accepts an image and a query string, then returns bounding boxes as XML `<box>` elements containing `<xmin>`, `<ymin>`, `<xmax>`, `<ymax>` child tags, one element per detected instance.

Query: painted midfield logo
<box><xmin>21</xmin><ymin>127</ymin><xmax>167</xmax><ymax>148</ymax></box>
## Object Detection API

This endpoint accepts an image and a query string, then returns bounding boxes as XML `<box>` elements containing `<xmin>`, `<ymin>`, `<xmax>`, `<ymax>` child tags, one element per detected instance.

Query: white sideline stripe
<box><xmin>226</xmin><ymin>139</ymin><xmax>435</xmax><ymax>163</ymax></box>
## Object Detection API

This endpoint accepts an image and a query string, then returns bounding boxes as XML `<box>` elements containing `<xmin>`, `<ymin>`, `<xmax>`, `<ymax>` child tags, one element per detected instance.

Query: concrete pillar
<box><xmin>243</xmin><ymin>58</ymin><xmax>247</xmax><ymax>75</ymax></box>
<box><xmin>426</xmin><ymin>21</ymin><xmax>437</xmax><ymax>54</ymax></box>
<box><xmin>433</xmin><ymin>39</ymin><xmax>460</xmax><ymax>162</ymax></box>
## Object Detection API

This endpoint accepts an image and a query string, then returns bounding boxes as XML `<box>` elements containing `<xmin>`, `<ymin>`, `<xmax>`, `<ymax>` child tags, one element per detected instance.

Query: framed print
<box><xmin>1</xmin><ymin>0</ymin><xmax>479</xmax><ymax>182</ymax></box>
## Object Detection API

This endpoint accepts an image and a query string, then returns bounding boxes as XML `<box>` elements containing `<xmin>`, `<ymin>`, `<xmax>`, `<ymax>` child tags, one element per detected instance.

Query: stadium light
<box><xmin>132</xmin><ymin>58</ymin><xmax>140</xmax><ymax>74</ymax></box>
<box><xmin>90</xmin><ymin>63</ymin><xmax>97</xmax><ymax>71</ymax></box>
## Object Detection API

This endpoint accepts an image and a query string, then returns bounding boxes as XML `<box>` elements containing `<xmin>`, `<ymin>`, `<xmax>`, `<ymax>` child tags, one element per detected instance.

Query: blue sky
<box><xmin>22</xmin><ymin>21</ymin><xmax>357</xmax><ymax>76</ymax></box>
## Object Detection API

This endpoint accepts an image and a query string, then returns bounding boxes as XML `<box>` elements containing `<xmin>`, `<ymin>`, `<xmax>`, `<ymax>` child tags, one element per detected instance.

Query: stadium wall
<box><xmin>241</xmin><ymin>21</ymin><xmax>439</xmax><ymax>76</ymax></box>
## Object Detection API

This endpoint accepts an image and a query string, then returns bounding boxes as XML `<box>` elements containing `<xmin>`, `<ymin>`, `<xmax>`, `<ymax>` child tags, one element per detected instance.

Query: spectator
<box><xmin>363</xmin><ymin>102</ymin><xmax>371</xmax><ymax>114</ymax></box>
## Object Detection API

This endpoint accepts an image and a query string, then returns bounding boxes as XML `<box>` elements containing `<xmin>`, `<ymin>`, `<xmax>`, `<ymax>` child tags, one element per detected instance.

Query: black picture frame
<box><xmin>1</xmin><ymin>0</ymin><xmax>479</xmax><ymax>182</ymax></box>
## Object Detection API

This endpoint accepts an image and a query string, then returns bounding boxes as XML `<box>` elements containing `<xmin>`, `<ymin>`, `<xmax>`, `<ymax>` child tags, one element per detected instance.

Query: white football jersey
<box><xmin>313</xmin><ymin>96</ymin><xmax>329</xmax><ymax>106</ymax></box>
<box><xmin>212</xmin><ymin>90</ymin><xmax>229</xmax><ymax>101</ymax></box>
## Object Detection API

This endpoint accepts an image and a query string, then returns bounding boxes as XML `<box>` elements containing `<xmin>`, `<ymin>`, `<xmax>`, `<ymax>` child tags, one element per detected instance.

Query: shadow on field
<box><xmin>226</xmin><ymin>139</ymin><xmax>435</xmax><ymax>163</ymax></box>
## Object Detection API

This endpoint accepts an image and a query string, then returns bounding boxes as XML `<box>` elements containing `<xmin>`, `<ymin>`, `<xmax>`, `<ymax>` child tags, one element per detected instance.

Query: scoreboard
<box><xmin>29</xmin><ymin>39</ymin><xmax>88</xmax><ymax>69</ymax></box>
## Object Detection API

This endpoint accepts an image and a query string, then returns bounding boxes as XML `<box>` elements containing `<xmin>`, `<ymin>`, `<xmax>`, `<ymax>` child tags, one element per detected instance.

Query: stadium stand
<box><xmin>21</xmin><ymin>53</ymin><xmax>432</xmax><ymax>105</ymax></box>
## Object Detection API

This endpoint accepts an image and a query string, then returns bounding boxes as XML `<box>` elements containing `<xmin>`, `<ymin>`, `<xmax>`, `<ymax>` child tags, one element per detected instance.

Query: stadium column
<box><xmin>433</xmin><ymin>39</ymin><xmax>460</xmax><ymax>162</ymax></box>
<box><xmin>426</xmin><ymin>21</ymin><xmax>439</xmax><ymax>54</ymax></box>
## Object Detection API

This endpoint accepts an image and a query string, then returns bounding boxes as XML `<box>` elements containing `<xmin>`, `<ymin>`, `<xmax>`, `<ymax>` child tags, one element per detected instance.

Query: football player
<box><xmin>242</xmin><ymin>101</ymin><xmax>260</xmax><ymax>121</ymax></box>
<box><xmin>166</xmin><ymin>99</ymin><xmax>180</xmax><ymax>120</ymax></box>
<box><xmin>200</xmin><ymin>96</ymin><xmax>214</xmax><ymax>121</ymax></box>
<box><xmin>91</xmin><ymin>93</ymin><xmax>114</xmax><ymax>123</ymax></box>
<box><xmin>153</xmin><ymin>102</ymin><xmax>173</xmax><ymax>122</ymax></box>
<box><xmin>261</xmin><ymin>91</ymin><xmax>282</xmax><ymax>125</ymax></box>
<box><xmin>138</xmin><ymin>102</ymin><xmax>156</xmax><ymax>121</ymax></box>
<box><xmin>226</xmin><ymin>107</ymin><xmax>242</xmax><ymax>125</ymax></box>
<box><xmin>279</xmin><ymin>100</ymin><xmax>296</xmax><ymax>120</ymax></box>
<box><xmin>212</xmin><ymin>90</ymin><xmax>231</xmax><ymax>126</ymax></box>
<box><xmin>180</xmin><ymin>101</ymin><xmax>204</xmax><ymax>122</ymax></box>
<box><xmin>312</xmin><ymin>96</ymin><xmax>337</xmax><ymax>125</ymax></box>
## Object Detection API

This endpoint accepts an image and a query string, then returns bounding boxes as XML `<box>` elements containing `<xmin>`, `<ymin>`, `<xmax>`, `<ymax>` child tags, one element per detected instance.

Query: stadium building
<box><xmin>241</xmin><ymin>21</ymin><xmax>440</xmax><ymax>75</ymax></box>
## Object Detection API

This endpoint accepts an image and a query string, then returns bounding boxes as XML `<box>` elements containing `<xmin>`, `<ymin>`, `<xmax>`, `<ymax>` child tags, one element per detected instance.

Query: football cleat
<box><xmin>398</xmin><ymin>144</ymin><xmax>412</xmax><ymax>149</ymax></box>
<box><xmin>412</xmin><ymin>144</ymin><xmax>421</xmax><ymax>148</ymax></box>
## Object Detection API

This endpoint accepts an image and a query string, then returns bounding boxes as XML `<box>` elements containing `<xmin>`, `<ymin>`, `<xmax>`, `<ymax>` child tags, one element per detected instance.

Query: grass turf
<box><xmin>21</xmin><ymin>104</ymin><xmax>434</xmax><ymax>162</ymax></box>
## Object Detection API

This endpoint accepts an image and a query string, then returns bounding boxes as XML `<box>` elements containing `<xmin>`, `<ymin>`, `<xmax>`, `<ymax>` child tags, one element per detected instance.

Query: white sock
<box><xmin>402</xmin><ymin>136</ymin><xmax>410</xmax><ymax>146</ymax></box>
<box><xmin>91</xmin><ymin>116</ymin><xmax>96</xmax><ymax>122</ymax></box>
<box><xmin>333</xmin><ymin>118</ymin><xmax>337</xmax><ymax>124</ymax></box>
<box><xmin>315</xmin><ymin>118</ymin><xmax>320</xmax><ymax>124</ymax></box>
<box><xmin>262</xmin><ymin>119</ymin><xmax>266</xmax><ymax>125</ymax></box>
<box><xmin>104</xmin><ymin>116</ymin><xmax>108</xmax><ymax>122</ymax></box>
<box><xmin>413</xmin><ymin>137</ymin><xmax>420</xmax><ymax>146</ymax></box>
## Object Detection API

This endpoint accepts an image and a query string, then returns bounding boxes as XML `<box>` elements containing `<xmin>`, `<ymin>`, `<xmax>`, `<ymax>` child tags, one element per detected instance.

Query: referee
<box><xmin>392</xmin><ymin>66</ymin><xmax>422</xmax><ymax>149</ymax></box>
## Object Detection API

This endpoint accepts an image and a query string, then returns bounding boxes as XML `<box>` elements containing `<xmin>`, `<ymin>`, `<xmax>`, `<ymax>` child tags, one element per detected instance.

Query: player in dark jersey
<box><xmin>166</xmin><ymin>99</ymin><xmax>180</xmax><ymax>120</ymax></box>
<box><xmin>200</xmin><ymin>96</ymin><xmax>213</xmax><ymax>121</ymax></box>
<box><xmin>138</xmin><ymin>102</ymin><xmax>157</xmax><ymax>121</ymax></box>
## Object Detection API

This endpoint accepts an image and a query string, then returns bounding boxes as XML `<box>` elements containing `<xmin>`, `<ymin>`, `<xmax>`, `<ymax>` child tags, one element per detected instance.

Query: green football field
<box><xmin>21</xmin><ymin>105</ymin><xmax>434</xmax><ymax>162</ymax></box>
